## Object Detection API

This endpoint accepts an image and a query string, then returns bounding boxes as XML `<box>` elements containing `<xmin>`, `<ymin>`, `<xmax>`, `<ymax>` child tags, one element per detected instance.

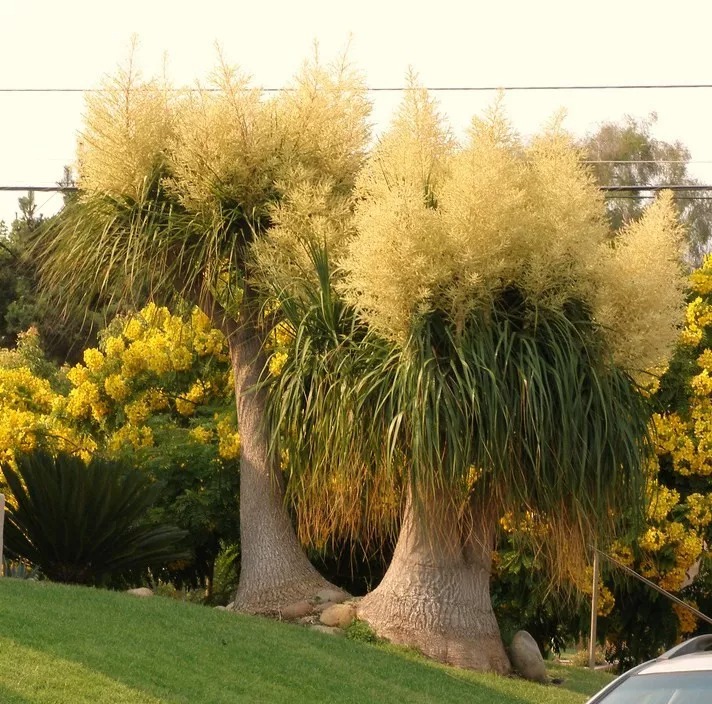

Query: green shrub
<box><xmin>2</xmin><ymin>450</ymin><xmax>189</xmax><ymax>585</ymax></box>
<box><xmin>209</xmin><ymin>541</ymin><xmax>240</xmax><ymax>605</ymax></box>
<box><xmin>345</xmin><ymin>619</ymin><xmax>381</xmax><ymax>644</ymax></box>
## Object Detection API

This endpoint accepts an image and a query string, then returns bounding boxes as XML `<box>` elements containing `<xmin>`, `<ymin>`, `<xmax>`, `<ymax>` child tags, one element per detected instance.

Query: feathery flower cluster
<box><xmin>79</xmin><ymin>54</ymin><xmax>174</xmax><ymax>202</ymax></box>
<box><xmin>341</xmin><ymin>87</ymin><xmax>686</xmax><ymax>377</ymax></box>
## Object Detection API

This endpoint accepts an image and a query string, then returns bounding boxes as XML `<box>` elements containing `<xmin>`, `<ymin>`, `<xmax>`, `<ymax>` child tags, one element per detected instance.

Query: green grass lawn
<box><xmin>0</xmin><ymin>579</ymin><xmax>613</xmax><ymax>703</ymax></box>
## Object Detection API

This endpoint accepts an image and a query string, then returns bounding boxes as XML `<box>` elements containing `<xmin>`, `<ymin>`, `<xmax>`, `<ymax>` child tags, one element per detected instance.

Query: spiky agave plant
<box><xmin>264</xmin><ymin>85</ymin><xmax>686</xmax><ymax>672</ymax></box>
<box><xmin>2</xmin><ymin>451</ymin><xmax>188</xmax><ymax>585</ymax></box>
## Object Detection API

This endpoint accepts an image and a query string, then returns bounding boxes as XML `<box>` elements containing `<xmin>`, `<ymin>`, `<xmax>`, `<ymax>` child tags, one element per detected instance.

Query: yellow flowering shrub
<box><xmin>593</xmin><ymin>253</ymin><xmax>712</xmax><ymax>642</ymax></box>
<box><xmin>1</xmin><ymin>307</ymin><xmax>241</xmax><ymax>592</ymax></box>
<box><xmin>1</xmin><ymin>304</ymin><xmax>237</xmax><ymax>468</ymax></box>
<box><xmin>0</xmin><ymin>364</ymin><xmax>94</xmax><ymax>465</ymax></box>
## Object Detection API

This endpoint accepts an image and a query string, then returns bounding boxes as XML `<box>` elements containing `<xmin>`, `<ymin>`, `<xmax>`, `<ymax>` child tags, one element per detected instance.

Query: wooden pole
<box><xmin>0</xmin><ymin>493</ymin><xmax>4</xmax><ymax>577</ymax></box>
<box><xmin>588</xmin><ymin>548</ymin><xmax>600</xmax><ymax>669</ymax></box>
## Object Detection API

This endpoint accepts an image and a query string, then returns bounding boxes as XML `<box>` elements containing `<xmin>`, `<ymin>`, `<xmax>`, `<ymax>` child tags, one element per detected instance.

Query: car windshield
<box><xmin>597</xmin><ymin>671</ymin><xmax>712</xmax><ymax>704</ymax></box>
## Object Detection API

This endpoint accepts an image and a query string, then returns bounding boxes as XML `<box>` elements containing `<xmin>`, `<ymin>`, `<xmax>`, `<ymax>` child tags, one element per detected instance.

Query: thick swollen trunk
<box><xmin>226</xmin><ymin>312</ymin><xmax>335</xmax><ymax>613</ymax></box>
<box><xmin>357</xmin><ymin>495</ymin><xmax>510</xmax><ymax>673</ymax></box>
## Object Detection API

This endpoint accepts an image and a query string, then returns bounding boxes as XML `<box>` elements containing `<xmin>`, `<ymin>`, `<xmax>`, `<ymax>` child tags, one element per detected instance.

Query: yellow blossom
<box><xmin>66</xmin><ymin>364</ymin><xmax>90</xmax><ymax>388</ymax></box>
<box><xmin>104</xmin><ymin>374</ymin><xmax>129</xmax><ymax>402</ymax></box>
<box><xmin>65</xmin><ymin>381</ymin><xmax>101</xmax><ymax>420</ymax></box>
<box><xmin>216</xmin><ymin>416</ymin><xmax>241</xmax><ymax>459</ymax></box>
<box><xmin>190</xmin><ymin>426</ymin><xmax>213</xmax><ymax>444</ymax></box>
<box><xmin>646</xmin><ymin>484</ymin><xmax>680</xmax><ymax>522</ymax></box>
<box><xmin>674</xmin><ymin>602</ymin><xmax>699</xmax><ymax>634</ymax></box>
<box><xmin>107</xmin><ymin>424</ymin><xmax>154</xmax><ymax>452</ymax></box>
<box><xmin>83</xmin><ymin>348</ymin><xmax>105</xmax><ymax>372</ymax></box>
<box><xmin>123</xmin><ymin>318</ymin><xmax>145</xmax><ymax>342</ymax></box>
<box><xmin>268</xmin><ymin>351</ymin><xmax>288</xmax><ymax>377</ymax></box>
<box><xmin>639</xmin><ymin>527</ymin><xmax>667</xmax><ymax>552</ymax></box>
<box><xmin>124</xmin><ymin>398</ymin><xmax>151</xmax><ymax>425</ymax></box>
<box><xmin>104</xmin><ymin>336</ymin><xmax>126</xmax><ymax>358</ymax></box>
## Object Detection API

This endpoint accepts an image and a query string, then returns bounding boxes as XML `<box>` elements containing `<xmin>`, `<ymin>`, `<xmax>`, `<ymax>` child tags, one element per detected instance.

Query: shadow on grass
<box><xmin>0</xmin><ymin>685</ymin><xmax>36</xmax><ymax>704</ymax></box>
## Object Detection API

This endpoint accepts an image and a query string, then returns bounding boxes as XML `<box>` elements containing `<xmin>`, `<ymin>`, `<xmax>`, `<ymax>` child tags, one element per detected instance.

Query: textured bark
<box><xmin>224</xmin><ymin>301</ymin><xmax>336</xmax><ymax>613</ymax></box>
<box><xmin>358</xmin><ymin>494</ymin><xmax>510</xmax><ymax>673</ymax></box>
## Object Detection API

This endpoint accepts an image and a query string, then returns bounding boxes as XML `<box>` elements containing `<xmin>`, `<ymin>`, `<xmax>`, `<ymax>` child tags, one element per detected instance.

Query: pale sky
<box><xmin>2</xmin><ymin>0</ymin><xmax>712</xmax><ymax>224</ymax></box>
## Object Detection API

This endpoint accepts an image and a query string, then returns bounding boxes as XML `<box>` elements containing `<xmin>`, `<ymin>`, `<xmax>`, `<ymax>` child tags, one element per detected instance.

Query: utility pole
<box><xmin>0</xmin><ymin>493</ymin><xmax>4</xmax><ymax>576</ymax></box>
<box><xmin>589</xmin><ymin>548</ymin><xmax>600</xmax><ymax>669</ymax></box>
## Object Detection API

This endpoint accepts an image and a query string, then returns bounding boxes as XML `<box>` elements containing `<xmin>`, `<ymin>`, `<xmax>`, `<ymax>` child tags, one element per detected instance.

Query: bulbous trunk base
<box><xmin>357</xmin><ymin>497</ymin><xmax>510</xmax><ymax>673</ymax></box>
<box><xmin>232</xmin><ymin>571</ymin><xmax>336</xmax><ymax>615</ymax></box>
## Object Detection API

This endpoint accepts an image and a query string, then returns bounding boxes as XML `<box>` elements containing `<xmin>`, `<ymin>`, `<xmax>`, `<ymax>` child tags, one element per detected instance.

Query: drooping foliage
<box><xmin>268</xmin><ymin>86</ymin><xmax>686</xmax><ymax>580</ymax></box>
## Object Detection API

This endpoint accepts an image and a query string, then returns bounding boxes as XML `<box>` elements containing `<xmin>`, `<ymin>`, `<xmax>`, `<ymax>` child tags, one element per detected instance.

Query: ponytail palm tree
<box><xmin>29</xmin><ymin>51</ymin><xmax>371</xmax><ymax>612</ymax></box>
<box><xmin>268</xmin><ymin>89</ymin><xmax>686</xmax><ymax>671</ymax></box>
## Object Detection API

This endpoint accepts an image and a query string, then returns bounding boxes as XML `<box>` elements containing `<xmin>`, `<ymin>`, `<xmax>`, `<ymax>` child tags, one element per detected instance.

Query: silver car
<box><xmin>585</xmin><ymin>635</ymin><xmax>712</xmax><ymax>704</ymax></box>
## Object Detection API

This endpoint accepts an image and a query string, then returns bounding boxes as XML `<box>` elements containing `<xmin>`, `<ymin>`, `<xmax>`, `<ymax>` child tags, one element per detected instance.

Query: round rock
<box><xmin>319</xmin><ymin>603</ymin><xmax>356</xmax><ymax>628</ymax></box>
<box><xmin>315</xmin><ymin>588</ymin><xmax>349</xmax><ymax>604</ymax></box>
<box><xmin>126</xmin><ymin>587</ymin><xmax>154</xmax><ymax>598</ymax></box>
<box><xmin>280</xmin><ymin>600</ymin><xmax>313</xmax><ymax>620</ymax></box>
<box><xmin>509</xmin><ymin>630</ymin><xmax>548</xmax><ymax>683</ymax></box>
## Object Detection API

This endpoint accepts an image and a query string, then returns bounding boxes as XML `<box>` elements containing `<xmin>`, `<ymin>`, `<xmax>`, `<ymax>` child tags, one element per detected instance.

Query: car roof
<box><xmin>637</xmin><ymin>652</ymin><xmax>712</xmax><ymax>674</ymax></box>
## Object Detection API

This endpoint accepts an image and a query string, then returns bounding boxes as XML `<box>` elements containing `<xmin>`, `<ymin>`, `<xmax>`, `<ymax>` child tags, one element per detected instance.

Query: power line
<box><xmin>16</xmin><ymin>159</ymin><xmax>712</xmax><ymax>168</ymax></box>
<box><xmin>584</xmin><ymin>160</ymin><xmax>712</xmax><ymax>165</ymax></box>
<box><xmin>4</xmin><ymin>184</ymin><xmax>712</xmax><ymax>194</ymax></box>
<box><xmin>600</xmin><ymin>184</ymin><xmax>712</xmax><ymax>192</ymax></box>
<box><xmin>4</xmin><ymin>82</ymin><xmax>712</xmax><ymax>94</ymax></box>
<box><xmin>605</xmin><ymin>195</ymin><xmax>712</xmax><ymax>201</ymax></box>
<box><xmin>0</xmin><ymin>186</ymin><xmax>76</xmax><ymax>192</ymax></box>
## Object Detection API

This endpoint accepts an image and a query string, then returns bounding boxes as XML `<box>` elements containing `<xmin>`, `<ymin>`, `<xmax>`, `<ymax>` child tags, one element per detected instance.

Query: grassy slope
<box><xmin>0</xmin><ymin>579</ymin><xmax>613</xmax><ymax>704</ymax></box>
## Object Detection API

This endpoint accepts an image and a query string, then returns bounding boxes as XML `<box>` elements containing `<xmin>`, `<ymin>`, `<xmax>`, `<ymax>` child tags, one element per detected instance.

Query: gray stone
<box><xmin>310</xmin><ymin>625</ymin><xmax>346</xmax><ymax>637</ymax></box>
<box><xmin>320</xmin><ymin>603</ymin><xmax>356</xmax><ymax>628</ymax></box>
<box><xmin>315</xmin><ymin>588</ymin><xmax>349</xmax><ymax>604</ymax></box>
<box><xmin>280</xmin><ymin>600</ymin><xmax>313</xmax><ymax>620</ymax></box>
<box><xmin>126</xmin><ymin>587</ymin><xmax>154</xmax><ymax>598</ymax></box>
<box><xmin>509</xmin><ymin>630</ymin><xmax>548</xmax><ymax>683</ymax></box>
<box><xmin>214</xmin><ymin>605</ymin><xmax>228</xmax><ymax>611</ymax></box>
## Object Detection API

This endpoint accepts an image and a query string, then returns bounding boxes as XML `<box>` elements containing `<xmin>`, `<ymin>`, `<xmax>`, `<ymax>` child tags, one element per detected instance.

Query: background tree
<box><xmin>29</xmin><ymin>50</ymin><xmax>371</xmax><ymax>612</ymax></box>
<box><xmin>582</xmin><ymin>115</ymin><xmax>712</xmax><ymax>265</ymax></box>
<box><xmin>0</xmin><ymin>188</ymin><xmax>101</xmax><ymax>363</ymax></box>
